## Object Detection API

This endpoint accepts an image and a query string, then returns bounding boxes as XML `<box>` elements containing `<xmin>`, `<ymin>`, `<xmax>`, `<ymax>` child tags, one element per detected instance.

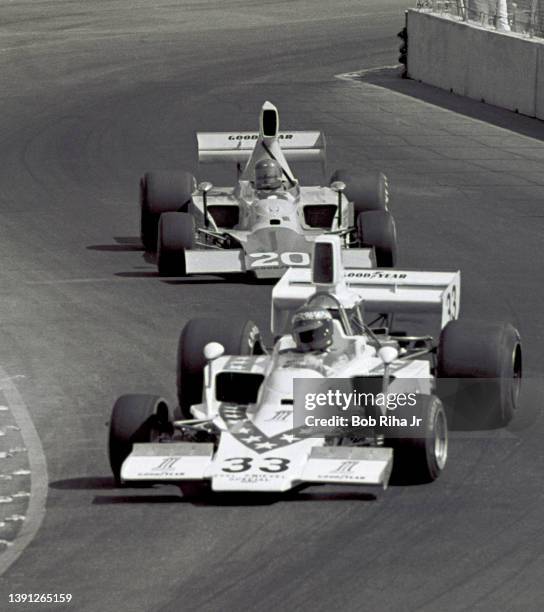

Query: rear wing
<box><xmin>271</xmin><ymin>236</ymin><xmax>460</xmax><ymax>336</ymax></box>
<box><xmin>197</xmin><ymin>131</ymin><xmax>326</xmax><ymax>164</ymax></box>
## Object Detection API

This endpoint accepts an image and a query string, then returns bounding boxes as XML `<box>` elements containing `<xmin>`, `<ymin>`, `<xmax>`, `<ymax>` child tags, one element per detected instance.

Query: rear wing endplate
<box><xmin>197</xmin><ymin>131</ymin><xmax>326</xmax><ymax>164</ymax></box>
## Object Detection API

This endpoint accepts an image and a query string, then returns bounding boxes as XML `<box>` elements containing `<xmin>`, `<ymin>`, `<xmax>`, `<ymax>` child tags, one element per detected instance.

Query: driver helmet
<box><xmin>255</xmin><ymin>158</ymin><xmax>282</xmax><ymax>191</ymax></box>
<box><xmin>292</xmin><ymin>306</ymin><xmax>334</xmax><ymax>352</ymax></box>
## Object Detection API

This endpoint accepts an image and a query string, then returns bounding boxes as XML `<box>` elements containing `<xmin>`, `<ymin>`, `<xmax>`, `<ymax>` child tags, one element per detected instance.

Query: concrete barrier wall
<box><xmin>407</xmin><ymin>10</ymin><xmax>544</xmax><ymax>120</ymax></box>
<box><xmin>537</xmin><ymin>46</ymin><xmax>544</xmax><ymax>119</ymax></box>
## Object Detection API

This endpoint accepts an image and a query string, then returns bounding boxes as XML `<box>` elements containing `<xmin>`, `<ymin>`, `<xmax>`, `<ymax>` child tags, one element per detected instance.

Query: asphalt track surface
<box><xmin>0</xmin><ymin>1</ymin><xmax>543</xmax><ymax>610</ymax></box>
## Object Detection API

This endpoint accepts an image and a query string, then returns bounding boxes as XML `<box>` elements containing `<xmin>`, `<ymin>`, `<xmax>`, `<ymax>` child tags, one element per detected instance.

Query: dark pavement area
<box><xmin>0</xmin><ymin>1</ymin><xmax>543</xmax><ymax>610</ymax></box>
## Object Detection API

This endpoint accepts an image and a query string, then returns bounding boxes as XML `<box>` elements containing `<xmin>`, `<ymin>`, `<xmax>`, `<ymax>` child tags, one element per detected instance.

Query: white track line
<box><xmin>0</xmin><ymin>366</ymin><xmax>48</xmax><ymax>576</ymax></box>
<box><xmin>335</xmin><ymin>64</ymin><xmax>402</xmax><ymax>81</ymax></box>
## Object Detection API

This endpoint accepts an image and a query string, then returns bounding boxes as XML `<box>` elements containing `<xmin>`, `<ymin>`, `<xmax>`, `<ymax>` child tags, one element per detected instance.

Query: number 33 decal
<box><xmin>222</xmin><ymin>457</ymin><xmax>290</xmax><ymax>473</ymax></box>
<box><xmin>249</xmin><ymin>252</ymin><xmax>310</xmax><ymax>268</ymax></box>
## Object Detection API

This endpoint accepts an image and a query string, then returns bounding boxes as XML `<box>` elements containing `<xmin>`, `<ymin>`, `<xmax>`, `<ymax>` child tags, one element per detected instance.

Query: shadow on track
<box><xmin>91</xmin><ymin>489</ymin><xmax>377</xmax><ymax>506</ymax></box>
<box><xmin>88</xmin><ymin>235</ymin><xmax>278</xmax><ymax>285</ymax></box>
<box><xmin>87</xmin><ymin>236</ymin><xmax>145</xmax><ymax>252</ymax></box>
<box><xmin>115</xmin><ymin>271</ymin><xmax>160</xmax><ymax>278</ymax></box>
<box><xmin>52</xmin><ymin>478</ymin><xmax>377</xmax><ymax>506</ymax></box>
<box><xmin>113</xmin><ymin>271</ymin><xmax>276</xmax><ymax>285</ymax></box>
<box><xmin>50</xmin><ymin>477</ymin><xmax>117</xmax><ymax>490</ymax></box>
<box><xmin>162</xmin><ymin>276</ymin><xmax>276</xmax><ymax>286</ymax></box>
<box><xmin>361</xmin><ymin>67</ymin><xmax>544</xmax><ymax>141</ymax></box>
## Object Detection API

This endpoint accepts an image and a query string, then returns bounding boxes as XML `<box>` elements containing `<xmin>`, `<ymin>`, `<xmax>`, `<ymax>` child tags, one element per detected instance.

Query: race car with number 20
<box><xmin>139</xmin><ymin>101</ymin><xmax>397</xmax><ymax>278</ymax></box>
<box><xmin>108</xmin><ymin>235</ymin><xmax>522</xmax><ymax>493</ymax></box>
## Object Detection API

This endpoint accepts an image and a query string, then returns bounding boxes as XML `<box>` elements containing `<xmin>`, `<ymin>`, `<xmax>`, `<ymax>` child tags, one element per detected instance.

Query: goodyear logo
<box><xmin>347</xmin><ymin>272</ymin><xmax>408</xmax><ymax>280</ymax></box>
<box><xmin>227</xmin><ymin>134</ymin><xmax>294</xmax><ymax>140</ymax></box>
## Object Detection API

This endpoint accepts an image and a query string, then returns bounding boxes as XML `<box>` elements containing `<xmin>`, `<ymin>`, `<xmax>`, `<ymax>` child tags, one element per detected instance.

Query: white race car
<box><xmin>109</xmin><ymin>236</ymin><xmax>522</xmax><ymax>492</ymax></box>
<box><xmin>139</xmin><ymin>101</ymin><xmax>397</xmax><ymax>278</ymax></box>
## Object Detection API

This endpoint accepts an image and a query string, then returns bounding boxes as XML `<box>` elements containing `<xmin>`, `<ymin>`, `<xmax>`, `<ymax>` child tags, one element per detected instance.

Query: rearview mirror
<box><xmin>378</xmin><ymin>346</ymin><xmax>399</xmax><ymax>365</ymax></box>
<box><xmin>330</xmin><ymin>180</ymin><xmax>346</xmax><ymax>193</ymax></box>
<box><xmin>204</xmin><ymin>342</ymin><xmax>225</xmax><ymax>361</ymax></box>
<box><xmin>198</xmin><ymin>181</ymin><xmax>213</xmax><ymax>193</ymax></box>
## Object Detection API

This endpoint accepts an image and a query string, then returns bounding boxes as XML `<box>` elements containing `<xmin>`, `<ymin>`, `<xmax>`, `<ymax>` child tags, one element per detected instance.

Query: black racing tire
<box><xmin>108</xmin><ymin>394</ymin><xmax>172</xmax><ymax>485</ymax></box>
<box><xmin>437</xmin><ymin>320</ymin><xmax>522</xmax><ymax>429</ymax></box>
<box><xmin>157</xmin><ymin>212</ymin><xmax>195</xmax><ymax>276</ymax></box>
<box><xmin>357</xmin><ymin>210</ymin><xmax>398</xmax><ymax>267</ymax></box>
<box><xmin>177</xmin><ymin>318</ymin><xmax>262</xmax><ymax>418</ymax></box>
<box><xmin>330</xmin><ymin>169</ymin><xmax>389</xmax><ymax>213</ymax></box>
<box><xmin>140</xmin><ymin>171</ymin><xmax>196</xmax><ymax>252</ymax></box>
<box><xmin>384</xmin><ymin>394</ymin><xmax>448</xmax><ymax>485</ymax></box>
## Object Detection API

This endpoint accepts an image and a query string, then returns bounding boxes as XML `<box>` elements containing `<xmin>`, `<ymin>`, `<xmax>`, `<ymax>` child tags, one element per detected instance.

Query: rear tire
<box><xmin>384</xmin><ymin>395</ymin><xmax>448</xmax><ymax>485</ymax></box>
<box><xmin>357</xmin><ymin>210</ymin><xmax>398</xmax><ymax>267</ymax></box>
<box><xmin>177</xmin><ymin>318</ymin><xmax>262</xmax><ymax>418</ymax></box>
<box><xmin>157</xmin><ymin>212</ymin><xmax>195</xmax><ymax>276</ymax></box>
<box><xmin>140</xmin><ymin>171</ymin><xmax>196</xmax><ymax>252</ymax></box>
<box><xmin>108</xmin><ymin>394</ymin><xmax>172</xmax><ymax>485</ymax></box>
<box><xmin>437</xmin><ymin>320</ymin><xmax>522</xmax><ymax>429</ymax></box>
<box><xmin>330</xmin><ymin>169</ymin><xmax>389</xmax><ymax>213</ymax></box>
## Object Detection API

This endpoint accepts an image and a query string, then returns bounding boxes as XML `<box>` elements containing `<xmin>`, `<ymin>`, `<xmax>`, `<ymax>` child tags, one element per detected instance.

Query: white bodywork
<box><xmin>121</xmin><ymin>236</ymin><xmax>460</xmax><ymax>492</ymax></box>
<box><xmin>121</xmin><ymin>330</ymin><xmax>429</xmax><ymax>491</ymax></box>
<box><xmin>182</xmin><ymin>102</ymin><xmax>375</xmax><ymax>277</ymax></box>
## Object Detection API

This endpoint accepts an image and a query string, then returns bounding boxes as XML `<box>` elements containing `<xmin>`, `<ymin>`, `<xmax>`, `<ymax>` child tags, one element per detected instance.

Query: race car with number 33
<box><xmin>108</xmin><ymin>235</ymin><xmax>522</xmax><ymax>493</ymax></box>
<box><xmin>139</xmin><ymin>101</ymin><xmax>398</xmax><ymax>278</ymax></box>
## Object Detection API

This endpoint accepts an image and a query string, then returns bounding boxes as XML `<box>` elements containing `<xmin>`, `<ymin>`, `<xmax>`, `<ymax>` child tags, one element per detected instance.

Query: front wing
<box><xmin>184</xmin><ymin>247</ymin><xmax>375</xmax><ymax>277</ymax></box>
<box><xmin>120</xmin><ymin>442</ymin><xmax>393</xmax><ymax>491</ymax></box>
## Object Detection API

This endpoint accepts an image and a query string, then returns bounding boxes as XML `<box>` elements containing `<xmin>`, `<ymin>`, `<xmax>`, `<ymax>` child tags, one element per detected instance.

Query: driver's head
<box><xmin>255</xmin><ymin>158</ymin><xmax>282</xmax><ymax>191</ymax></box>
<box><xmin>292</xmin><ymin>306</ymin><xmax>334</xmax><ymax>352</ymax></box>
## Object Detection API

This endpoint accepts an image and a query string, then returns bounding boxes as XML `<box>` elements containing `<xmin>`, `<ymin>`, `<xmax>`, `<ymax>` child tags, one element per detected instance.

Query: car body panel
<box><xmin>119</xmin><ymin>236</ymin><xmax>456</xmax><ymax>492</ymax></box>
<box><xmin>172</xmin><ymin>102</ymin><xmax>379</xmax><ymax>276</ymax></box>
<box><xmin>120</xmin><ymin>319</ymin><xmax>431</xmax><ymax>491</ymax></box>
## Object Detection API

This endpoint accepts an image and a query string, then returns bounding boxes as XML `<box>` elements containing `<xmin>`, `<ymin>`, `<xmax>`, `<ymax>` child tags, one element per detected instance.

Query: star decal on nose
<box><xmin>235</xmin><ymin>427</ymin><xmax>251</xmax><ymax>435</ymax></box>
<box><xmin>279</xmin><ymin>433</ymin><xmax>300</xmax><ymax>444</ymax></box>
<box><xmin>242</xmin><ymin>435</ymin><xmax>262</xmax><ymax>444</ymax></box>
<box><xmin>254</xmin><ymin>441</ymin><xmax>277</xmax><ymax>450</ymax></box>
<box><xmin>219</xmin><ymin>404</ymin><xmax>307</xmax><ymax>454</ymax></box>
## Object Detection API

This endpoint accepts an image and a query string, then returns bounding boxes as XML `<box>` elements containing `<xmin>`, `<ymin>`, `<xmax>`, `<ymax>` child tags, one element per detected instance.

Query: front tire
<box><xmin>157</xmin><ymin>212</ymin><xmax>195</xmax><ymax>276</ymax></box>
<box><xmin>108</xmin><ymin>394</ymin><xmax>172</xmax><ymax>485</ymax></box>
<box><xmin>177</xmin><ymin>318</ymin><xmax>262</xmax><ymax>418</ymax></box>
<box><xmin>357</xmin><ymin>210</ymin><xmax>398</xmax><ymax>267</ymax></box>
<box><xmin>330</xmin><ymin>169</ymin><xmax>389</xmax><ymax>213</ymax></box>
<box><xmin>384</xmin><ymin>395</ymin><xmax>448</xmax><ymax>485</ymax></box>
<box><xmin>140</xmin><ymin>171</ymin><xmax>196</xmax><ymax>252</ymax></box>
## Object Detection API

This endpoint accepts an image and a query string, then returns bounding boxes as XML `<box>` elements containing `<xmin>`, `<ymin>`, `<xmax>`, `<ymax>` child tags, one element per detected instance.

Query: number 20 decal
<box><xmin>222</xmin><ymin>457</ymin><xmax>290</xmax><ymax>473</ymax></box>
<box><xmin>249</xmin><ymin>252</ymin><xmax>310</xmax><ymax>268</ymax></box>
